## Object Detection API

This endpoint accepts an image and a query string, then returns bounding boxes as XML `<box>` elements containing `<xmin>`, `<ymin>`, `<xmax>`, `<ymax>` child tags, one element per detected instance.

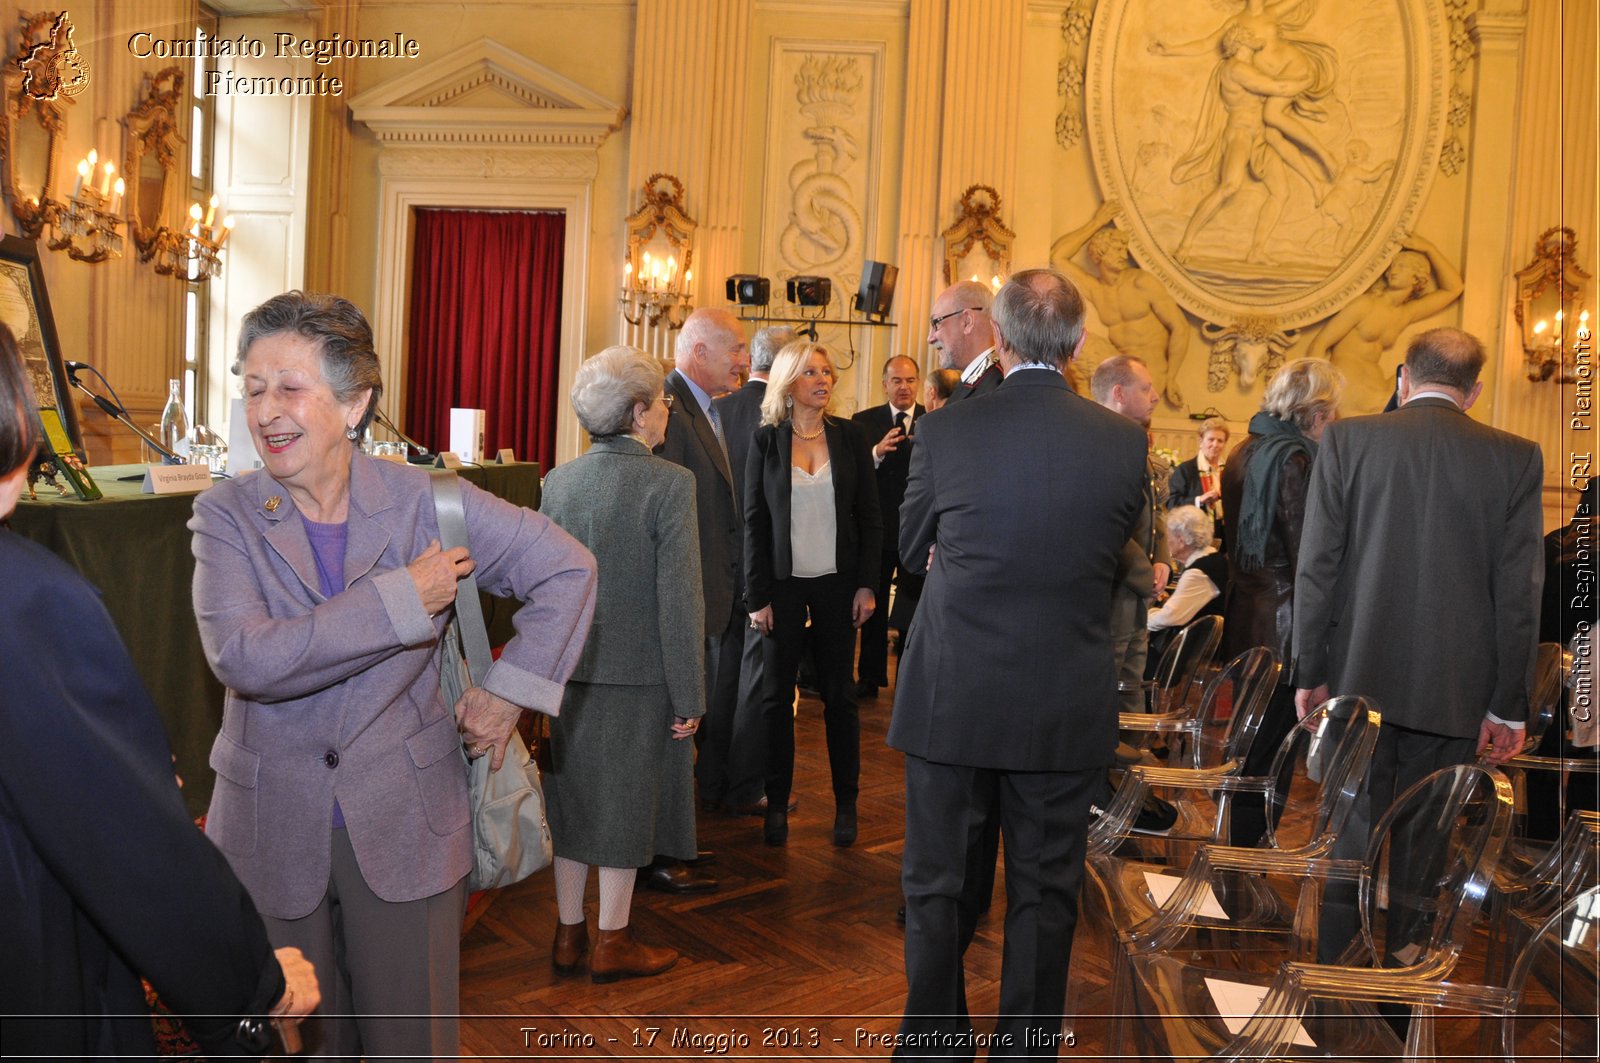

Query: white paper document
<box><xmin>1204</xmin><ymin>977</ymin><xmax>1317</xmax><ymax>1048</ymax></box>
<box><xmin>1144</xmin><ymin>871</ymin><xmax>1229</xmax><ymax>919</ymax></box>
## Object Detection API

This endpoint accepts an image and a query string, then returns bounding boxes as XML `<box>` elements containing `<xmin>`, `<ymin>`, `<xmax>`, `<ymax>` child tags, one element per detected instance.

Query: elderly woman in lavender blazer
<box><xmin>189</xmin><ymin>292</ymin><xmax>596</xmax><ymax>1059</ymax></box>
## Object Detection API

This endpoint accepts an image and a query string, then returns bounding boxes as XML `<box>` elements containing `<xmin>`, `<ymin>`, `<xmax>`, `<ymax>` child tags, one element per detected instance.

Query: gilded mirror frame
<box><xmin>123</xmin><ymin>66</ymin><xmax>185</xmax><ymax>259</ymax></box>
<box><xmin>1</xmin><ymin>12</ymin><xmax>76</xmax><ymax>238</ymax></box>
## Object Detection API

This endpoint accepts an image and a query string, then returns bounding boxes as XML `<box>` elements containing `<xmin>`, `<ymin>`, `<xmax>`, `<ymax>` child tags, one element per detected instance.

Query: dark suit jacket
<box><xmin>1294</xmin><ymin>397</ymin><xmax>1544</xmax><ymax>735</ymax></box>
<box><xmin>0</xmin><ymin>532</ymin><xmax>284</xmax><ymax>1058</ymax></box>
<box><xmin>851</xmin><ymin>401</ymin><xmax>924</xmax><ymax>547</ymax></box>
<box><xmin>715</xmin><ymin>377</ymin><xmax>767</xmax><ymax>499</ymax></box>
<box><xmin>1167</xmin><ymin>456</ymin><xmax>1204</xmax><ymax>510</ymax></box>
<box><xmin>743</xmin><ymin>416</ymin><xmax>882</xmax><ymax>610</ymax></box>
<box><xmin>948</xmin><ymin>358</ymin><xmax>1002</xmax><ymax>403</ymax></box>
<box><xmin>889</xmin><ymin>369</ymin><xmax>1149</xmax><ymax>772</ymax></box>
<box><xmin>659</xmin><ymin>368</ymin><xmax>742</xmax><ymax>634</ymax></box>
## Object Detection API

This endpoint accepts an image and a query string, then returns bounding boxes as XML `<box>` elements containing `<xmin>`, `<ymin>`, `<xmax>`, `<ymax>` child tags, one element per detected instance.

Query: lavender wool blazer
<box><xmin>189</xmin><ymin>453</ymin><xmax>596</xmax><ymax>920</ymax></box>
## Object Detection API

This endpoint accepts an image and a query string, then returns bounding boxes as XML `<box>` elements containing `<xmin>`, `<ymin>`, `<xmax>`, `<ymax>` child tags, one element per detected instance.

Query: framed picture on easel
<box><xmin>0</xmin><ymin>234</ymin><xmax>81</xmax><ymax>453</ymax></box>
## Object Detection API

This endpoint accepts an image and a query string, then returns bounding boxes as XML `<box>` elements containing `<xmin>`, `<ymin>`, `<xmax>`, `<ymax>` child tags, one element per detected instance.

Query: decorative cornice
<box><xmin>376</xmin><ymin>146</ymin><xmax>599</xmax><ymax>180</ymax></box>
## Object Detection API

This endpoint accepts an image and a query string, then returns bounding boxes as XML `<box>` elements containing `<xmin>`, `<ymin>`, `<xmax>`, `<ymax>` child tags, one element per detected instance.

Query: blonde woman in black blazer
<box><xmin>744</xmin><ymin>341</ymin><xmax>882</xmax><ymax>848</ymax></box>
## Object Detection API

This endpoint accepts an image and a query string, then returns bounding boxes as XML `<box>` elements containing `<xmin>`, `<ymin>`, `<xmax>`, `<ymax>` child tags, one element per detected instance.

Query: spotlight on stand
<box><xmin>786</xmin><ymin>275</ymin><xmax>832</xmax><ymax>308</ymax></box>
<box><xmin>853</xmin><ymin>260</ymin><xmax>898</xmax><ymax>321</ymax></box>
<box><xmin>726</xmin><ymin>274</ymin><xmax>771</xmax><ymax>306</ymax></box>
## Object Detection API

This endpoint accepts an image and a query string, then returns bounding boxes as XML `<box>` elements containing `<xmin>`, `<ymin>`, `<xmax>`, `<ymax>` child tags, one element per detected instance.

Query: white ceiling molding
<box><xmin>348</xmin><ymin>37</ymin><xmax>626</xmax><ymax>147</ymax></box>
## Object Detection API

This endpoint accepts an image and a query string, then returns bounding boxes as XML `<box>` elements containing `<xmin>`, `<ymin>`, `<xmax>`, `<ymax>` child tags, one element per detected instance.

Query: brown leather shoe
<box><xmin>552</xmin><ymin>921</ymin><xmax>588</xmax><ymax>974</ymax></box>
<box><xmin>589</xmin><ymin>926</ymin><xmax>679</xmax><ymax>983</ymax></box>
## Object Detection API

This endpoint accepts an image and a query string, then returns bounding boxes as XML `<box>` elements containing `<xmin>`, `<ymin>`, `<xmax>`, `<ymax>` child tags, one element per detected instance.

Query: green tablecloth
<box><xmin>10</xmin><ymin>460</ymin><xmax>542</xmax><ymax>817</ymax></box>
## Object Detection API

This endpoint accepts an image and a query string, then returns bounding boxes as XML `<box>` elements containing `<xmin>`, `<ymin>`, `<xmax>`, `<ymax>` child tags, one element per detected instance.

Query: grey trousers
<box><xmin>262</xmin><ymin>828</ymin><xmax>468</xmax><ymax>1062</ymax></box>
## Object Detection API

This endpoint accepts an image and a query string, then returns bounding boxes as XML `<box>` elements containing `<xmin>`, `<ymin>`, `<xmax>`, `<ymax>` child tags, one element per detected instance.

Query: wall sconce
<box><xmin>619</xmin><ymin>173</ymin><xmax>696</xmax><ymax>330</ymax></box>
<box><xmin>45</xmin><ymin>148</ymin><xmax>124</xmax><ymax>262</ymax></box>
<box><xmin>1</xmin><ymin>12</ymin><xmax>77</xmax><ymax>240</ymax></box>
<box><xmin>941</xmin><ymin>184</ymin><xmax>1015</xmax><ymax>287</ymax></box>
<box><xmin>1515</xmin><ymin>226</ymin><xmax>1591</xmax><ymax>382</ymax></box>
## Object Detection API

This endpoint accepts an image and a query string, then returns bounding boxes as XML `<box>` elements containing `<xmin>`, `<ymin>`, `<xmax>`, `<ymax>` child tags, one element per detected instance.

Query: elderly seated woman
<box><xmin>1145</xmin><ymin>505</ymin><xmax>1227</xmax><ymax>665</ymax></box>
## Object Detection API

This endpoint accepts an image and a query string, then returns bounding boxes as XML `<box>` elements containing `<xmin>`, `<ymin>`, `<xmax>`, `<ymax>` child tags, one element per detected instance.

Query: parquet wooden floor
<box><xmin>456</xmin><ymin>655</ymin><xmax>1569</xmax><ymax>1061</ymax></box>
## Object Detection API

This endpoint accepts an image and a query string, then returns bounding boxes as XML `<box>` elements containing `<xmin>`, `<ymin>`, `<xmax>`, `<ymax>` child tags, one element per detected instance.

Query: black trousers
<box><xmin>898</xmin><ymin>754</ymin><xmax>1098</xmax><ymax>1060</ymax></box>
<box><xmin>760</xmin><ymin>573</ymin><xmax>860</xmax><ymax>808</ymax></box>
<box><xmin>857</xmin><ymin>549</ymin><xmax>921</xmax><ymax>686</ymax></box>
<box><xmin>695</xmin><ymin>598</ymin><xmax>763</xmax><ymax>807</ymax></box>
<box><xmin>1317</xmin><ymin>722</ymin><xmax>1475</xmax><ymax>964</ymax></box>
<box><xmin>1227</xmin><ymin>680</ymin><xmax>1300</xmax><ymax>847</ymax></box>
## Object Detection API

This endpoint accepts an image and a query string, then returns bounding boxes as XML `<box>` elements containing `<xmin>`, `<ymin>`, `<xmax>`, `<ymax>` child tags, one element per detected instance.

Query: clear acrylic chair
<box><xmin>1115</xmin><ymin>646</ymin><xmax>1281</xmax><ymax>775</ymax></box>
<box><xmin>1209</xmin><ymin>884</ymin><xmax>1599</xmax><ymax>1061</ymax></box>
<box><xmin>1119</xmin><ymin>614</ymin><xmax>1226</xmax><ymax>747</ymax></box>
<box><xmin>1109</xmin><ymin>762</ymin><xmax>1515</xmax><ymax>1059</ymax></box>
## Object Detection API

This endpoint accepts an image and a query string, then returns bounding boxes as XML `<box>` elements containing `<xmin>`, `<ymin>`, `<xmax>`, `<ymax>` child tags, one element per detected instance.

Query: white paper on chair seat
<box><xmin>1144</xmin><ymin>871</ymin><xmax>1228</xmax><ymax>919</ymax></box>
<box><xmin>1204</xmin><ymin>977</ymin><xmax>1317</xmax><ymax>1048</ymax></box>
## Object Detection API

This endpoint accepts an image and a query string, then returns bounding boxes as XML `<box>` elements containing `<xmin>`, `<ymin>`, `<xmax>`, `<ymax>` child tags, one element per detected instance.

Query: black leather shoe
<box><xmin>832</xmin><ymin>807</ymin><xmax>857</xmax><ymax>847</ymax></box>
<box><xmin>763</xmin><ymin>808</ymin><xmax>788</xmax><ymax>846</ymax></box>
<box><xmin>894</xmin><ymin>903</ymin><xmax>906</xmax><ymax>927</ymax></box>
<box><xmin>640</xmin><ymin>862</ymin><xmax>718</xmax><ymax>894</ymax></box>
<box><xmin>683</xmin><ymin>850</ymin><xmax>716</xmax><ymax>867</ymax></box>
<box><xmin>853</xmin><ymin>682</ymin><xmax>880</xmax><ymax>699</ymax></box>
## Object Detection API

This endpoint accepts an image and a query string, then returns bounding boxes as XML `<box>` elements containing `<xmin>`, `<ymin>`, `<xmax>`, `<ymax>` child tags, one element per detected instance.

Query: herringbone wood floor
<box><xmin>456</xmin><ymin>657</ymin><xmax>1562</xmax><ymax>1061</ymax></box>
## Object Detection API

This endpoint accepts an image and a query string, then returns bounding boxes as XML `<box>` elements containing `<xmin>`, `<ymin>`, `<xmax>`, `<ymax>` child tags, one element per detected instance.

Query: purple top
<box><xmin>302</xmin><ymin>516</ymin><xmax>349</xmax><ymax>828</ymax></box>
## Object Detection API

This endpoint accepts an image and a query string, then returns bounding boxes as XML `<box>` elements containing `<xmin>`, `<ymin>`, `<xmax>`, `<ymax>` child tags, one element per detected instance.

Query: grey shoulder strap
<box><xmin>429</xmin><ymin>470</ymin><xmax>493</xmax><ymax>685</ymax></box>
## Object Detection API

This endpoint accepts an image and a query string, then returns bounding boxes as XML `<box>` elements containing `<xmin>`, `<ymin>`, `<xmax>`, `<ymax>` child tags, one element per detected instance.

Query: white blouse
<box><xmin>789</xmin><ymin>461</ymin><xmax>838</xmax><ymax>578</ymax></box>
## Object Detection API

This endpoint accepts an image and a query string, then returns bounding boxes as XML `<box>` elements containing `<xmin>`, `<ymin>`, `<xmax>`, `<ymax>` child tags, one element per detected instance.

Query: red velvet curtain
<box><xmin>405</xmin><ymin>209</ymin><xmax>565</xmax><ymax>471</ymax></box>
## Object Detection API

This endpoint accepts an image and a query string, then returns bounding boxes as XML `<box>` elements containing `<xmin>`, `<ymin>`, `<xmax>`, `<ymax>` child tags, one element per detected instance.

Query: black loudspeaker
<box><xmin>726</xmin><ymin>274</ymin><xmax>771</xmax><ymax>306</ymax></box>
<box><xmin>786</xmin><ymin>275</ymin><xmax>832</xmax><ymax>307</ymax></box>
<box><xmin>854</xmin><ymin>261</ymin><xmax>898</xmax><ymax>319</ymax></box>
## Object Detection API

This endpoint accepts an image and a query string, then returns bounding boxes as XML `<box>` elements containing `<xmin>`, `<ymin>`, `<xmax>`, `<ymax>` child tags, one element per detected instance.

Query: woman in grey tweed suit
<box><xmin>540</xmin><ymin>346</ymin><xmax>706</xmax><ymax>983</ymax></box>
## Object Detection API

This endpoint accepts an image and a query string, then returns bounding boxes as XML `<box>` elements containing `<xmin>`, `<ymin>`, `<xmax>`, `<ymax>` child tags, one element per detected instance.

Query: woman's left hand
<box><xmin>455</xmin><ymin>686</ymin><xmax>523</xmax><ymax>772</ymax></box>
<box><xmin>851</xmin><ymin>588</ymin><xmax>876</xmax><ymax>629</ymax></box>
<box><xmin>671</xmin><ymin>715</ymin><xmax>700</xmax><ymax>741</ymax></box>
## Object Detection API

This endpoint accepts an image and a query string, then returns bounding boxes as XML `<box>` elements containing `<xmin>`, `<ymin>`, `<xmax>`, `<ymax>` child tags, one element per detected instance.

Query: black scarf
<box><xmin>1234</xmin><ymin>412</ymin><xmax>1315</xmax><ymax>572</ymax></box>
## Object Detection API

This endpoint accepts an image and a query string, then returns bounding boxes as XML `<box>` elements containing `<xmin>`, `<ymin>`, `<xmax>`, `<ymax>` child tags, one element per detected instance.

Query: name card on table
<box><xmin>434</xmin><ymin>451</ymin><xmax>463</xmax><ymax>469</ymax></box>
<box><xmin>141</xmin><ymin>463</ymin><xmax>214</xmax><ymax>494</ymax></box>
<box><xmin>495</xmin><ymin>448</ymin><xmax>515</xmax><ymax>464</ymax></box>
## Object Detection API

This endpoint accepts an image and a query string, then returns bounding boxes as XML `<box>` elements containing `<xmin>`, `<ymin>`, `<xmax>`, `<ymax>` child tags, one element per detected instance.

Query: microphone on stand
<box><xmin>63</xmin><ymin>359</ymin><xmax>180</xmax><ymax>462</ymax></box>
<box><xmin>372</xmin><ymin>407</ymin><xmax>433</xmax><ymax>463</ymax></box>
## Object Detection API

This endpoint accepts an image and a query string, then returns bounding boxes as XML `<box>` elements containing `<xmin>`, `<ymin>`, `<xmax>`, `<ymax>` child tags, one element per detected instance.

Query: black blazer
<box><xmin>0</xmin><ymin>532</ymin><xmax>284</xmax><ymax>1058</ymax></box>
<box><xmin>658</xmin><ymin>369</ymin><xmax>741</xmax><ymax>634</ymax></box>
<box><xmin>1166</xmin><ymin>456</ymin><xmax>1205</xmax><ymax>511</ymax></box>
<box><xmin>714</xmin><ymin>378</ymin><xmax>767</xmax><ymax>499</ymax></box>
<box><xmin>948</xmin><ymin>360</ymin><xmax>1002</xmax><ymax>403</ymax></box>
<box><xmin>889</xmin><ymin>369</ymin><xmax>1148</xmax><ymax>772</ymax></box>
<box><xmin>850</xmin><ymin>401</ymin><xmax>924</xmax><ymax>546</ymax></box>
<box><xmin>743</xmin><ymin>416</ymin><xmax>882</xmax><ymax>611</ymax></box>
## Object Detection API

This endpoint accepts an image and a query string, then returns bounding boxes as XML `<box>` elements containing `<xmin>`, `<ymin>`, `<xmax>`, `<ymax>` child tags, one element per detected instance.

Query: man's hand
<box><xmin>1477</xmin><ymin>717</ymin><xmax>1524</xmax><ymax>766</ymax></box>
<box><xmin>874</xmin><ymin>426</ymin><xmax>906</xmax><ymax>461</ymax></box>
<box><xmin>1295</xmin><ymin>684</ymin><xmax>1330</xmax><ymax>720</ymax></box>
<box><xmin>455</xmin><ymin>686</ymin><xmax>523</xmax><ymax>772</ymax></box>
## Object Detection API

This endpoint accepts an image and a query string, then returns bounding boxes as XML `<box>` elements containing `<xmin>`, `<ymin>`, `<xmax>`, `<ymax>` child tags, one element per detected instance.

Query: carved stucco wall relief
<box><xmin>1084</xmin><ymin>0</ymin><xmax>1449</xmax><ymax>337</ymax></box>
<box><xmin>761</xmin><ymin>42</ymin><xmax>884</xmax><ymax>326</ymax></box>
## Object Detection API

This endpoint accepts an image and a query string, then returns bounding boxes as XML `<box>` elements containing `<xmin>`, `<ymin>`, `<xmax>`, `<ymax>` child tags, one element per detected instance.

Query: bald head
<box><xmin>927</xmin><ymin>281</ymin><xmax>995</xmax><ymax>372</ymax></box>
<box><xmin>675</xmin><ymin>308</ymin><xmax>749</xmax><ymax>394</ymax></box>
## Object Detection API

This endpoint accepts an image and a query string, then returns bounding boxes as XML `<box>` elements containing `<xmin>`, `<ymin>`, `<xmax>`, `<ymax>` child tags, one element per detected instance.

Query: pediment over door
<box><xmin>348</xmin><ymin>37</ymin><xmax>626</xmax><ymax>148</ymax></box>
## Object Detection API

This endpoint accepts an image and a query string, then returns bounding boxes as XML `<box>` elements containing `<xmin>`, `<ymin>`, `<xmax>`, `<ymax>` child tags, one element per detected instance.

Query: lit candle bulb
<box><xmin>100</xmin><ymin>161</ymin><xmax>115</xmax><ymax>196</ymax></box>
<box><xmin>87</xmin><ymin>148</ymin><xmax>97</xmax><ymax>167</ymax></box>
<box><xmin>624</xmin><ymin>259</ymin><xmax>633</xmax><ymax>280</ymax></box>
<box><xmin>991</xmin><ymin>274</ymin><xmax>1001</xmax><ymax>291</ymax></box>
<box><xmin>667</xmin><ymin>255</ymin><xmax>677</xmax><ymax>283</ymax></box>
<box><xmin>204</xmin><ymin>194</ymin><xmax>218</xmax><ymax>229</ymax></box>
<box><xmin>73</xmin><ymin>159</ymin><xmax>89</xmax><ymax>198</ymax></box>
<box><xmin>684</xmin><ymin>269</ymin><xmax>692</xmax><ymax>286</ymax></box>
<box><xmin>189</xmin><ymin>202</ymin><xmax>203</xmax><ymax>223</ymax></box>
<box><xmin>110</xmin><ymin>177</ymin><xmax>125</xmax><ymax>216</ymax></box>
<box><xmin>216</xmin><ymin>216</ymin><xmax>235</xmax><ymax>249</ymax></box>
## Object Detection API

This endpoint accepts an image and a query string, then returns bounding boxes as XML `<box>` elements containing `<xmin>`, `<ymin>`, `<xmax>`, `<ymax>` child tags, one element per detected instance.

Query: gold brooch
<box><xmin>264</xmin><ymin>495</ymin><xmax>281</xmax><ymax>512</ymax></box>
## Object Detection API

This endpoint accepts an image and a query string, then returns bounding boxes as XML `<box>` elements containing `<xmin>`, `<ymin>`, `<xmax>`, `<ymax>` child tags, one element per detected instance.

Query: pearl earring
<box><xmin>346</xmin><ymin>426</ymin><xmax>359</xmax><ymax>441</ymax></box>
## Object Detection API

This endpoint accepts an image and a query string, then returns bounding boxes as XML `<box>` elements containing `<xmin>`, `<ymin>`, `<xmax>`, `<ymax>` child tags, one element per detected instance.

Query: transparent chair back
<box><xmin>1145</xmin><ymin>613</ymin><xmax>1225</xmax><ymax>715</ymax></box>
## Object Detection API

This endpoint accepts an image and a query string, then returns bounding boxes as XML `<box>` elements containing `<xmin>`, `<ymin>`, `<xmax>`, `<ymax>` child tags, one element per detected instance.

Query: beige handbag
<box><xmin>430</xmin><ymin>471</ymin><xmax>553</xmax><ymax>890</ymax></box>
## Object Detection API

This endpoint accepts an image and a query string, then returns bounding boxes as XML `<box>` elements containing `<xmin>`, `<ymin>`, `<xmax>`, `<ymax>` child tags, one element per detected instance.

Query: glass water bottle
<box><xmin>159</xmin><ymin>379</ymin><xmax>189</xmax><ymax>463</ymax></box>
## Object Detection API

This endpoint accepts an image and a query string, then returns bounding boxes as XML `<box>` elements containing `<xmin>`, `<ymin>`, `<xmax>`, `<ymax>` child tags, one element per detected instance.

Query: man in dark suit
<box><xmin>928</xmin><ymin>281</ymin><xmax>1002</xmax><ymax>404</ymax></box>
<box><xmin>851</xmin><ymin>353</ymin><xmax>924</xmax><ymax>697</ymax></box>
<box><xmin>715</xmin><ymin>325</ymin><xmax>796</xmax><ymax>816</ymax></box>
<box><xmin>1294</xmin><ymin>326</ymin><xmax>1542</xmax><ymax>961</ymax></box>
<box><xmin>891</xmin><ymin>269</ymin><xmax>1148</xmax><ymax>1056</ymax></box>
<box><xmin>658</xmin><ymin>308</ymin><xmax>756</xmax><ymax>866</ymax></box>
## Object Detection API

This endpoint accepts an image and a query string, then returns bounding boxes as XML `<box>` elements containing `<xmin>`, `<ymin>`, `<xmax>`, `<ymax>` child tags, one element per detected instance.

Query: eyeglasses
<box><xmin>929</xmin><ymin>307</ymin><xmax>979</xmax><ymax>331</ymax></box>
<box><xmin>658</xmin><ymin>393</ymin><xmax>674</xmax><ymax>410</ymax></box>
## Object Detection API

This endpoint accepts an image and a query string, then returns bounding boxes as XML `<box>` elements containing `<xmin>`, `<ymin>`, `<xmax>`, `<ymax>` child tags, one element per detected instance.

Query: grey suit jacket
<box><xmin>190</xmin><ymin>452</ymin><xmax>596</xmax><ymax>918</ymax></box>
<box><xmin>540</xmin><ymin>437</ymin><xmax>706</xmax><ymax>715</ymax></box>
<box><xmin>1293</xmin><ymin>397</ymin><xmax>1544</xmax><ymax>735</ymax></box>
<box><xmin>659</xmin><ymin>369</ymin><xmax>741</xmax><ymax>634</ymax></box>
<box><xmin>889</xmin><ymin>369</ymin><xmax>1148</xmax><ymax>772</ymax></box>
<box><xmin>715</xmin><ymin>378</ymin><xmax>767</xmax><ymax>500</ymax></box>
